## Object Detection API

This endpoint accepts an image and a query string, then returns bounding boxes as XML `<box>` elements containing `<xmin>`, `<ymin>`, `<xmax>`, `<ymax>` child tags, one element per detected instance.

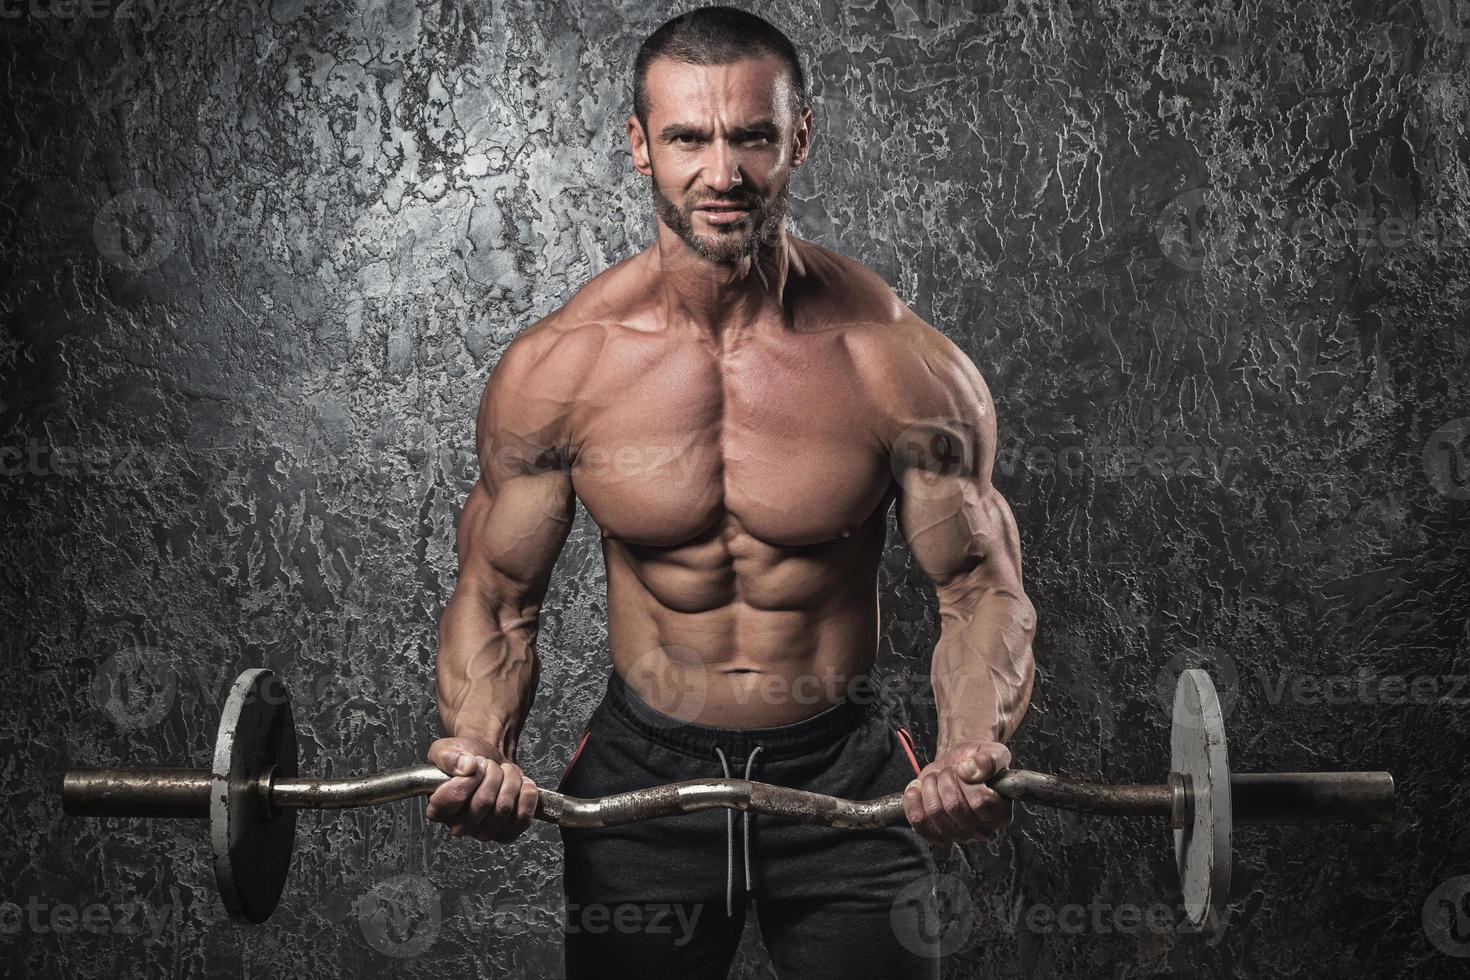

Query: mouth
<box><xmin>695</xmin><ymin>204</ymin><xmax>752</xmax><ymax>226</ymax></box>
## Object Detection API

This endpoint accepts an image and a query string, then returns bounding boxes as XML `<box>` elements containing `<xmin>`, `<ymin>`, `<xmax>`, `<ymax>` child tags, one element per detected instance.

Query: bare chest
<box><xmin>568</xmin><ymin>332</ymin><xmax>892</xmax><ymax>548</ymax></box>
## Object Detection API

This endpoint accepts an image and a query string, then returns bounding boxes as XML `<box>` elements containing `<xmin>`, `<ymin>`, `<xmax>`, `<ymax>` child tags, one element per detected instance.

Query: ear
<box><xmin>628</xmin><ymin>114</ymin><xmax>653</xmax><ymax>176</ymax></box>
<box><xmin>790</xmin><ymin>105</ymin><xmax>815</xmax><ymax>168</ymax></box>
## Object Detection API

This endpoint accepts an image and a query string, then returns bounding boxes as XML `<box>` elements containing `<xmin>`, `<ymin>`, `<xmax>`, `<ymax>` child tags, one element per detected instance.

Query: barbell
<box><xmin>61</xmin><ymin>667</ymin><xmax>1394</xmax><ymax>932</ymax></box>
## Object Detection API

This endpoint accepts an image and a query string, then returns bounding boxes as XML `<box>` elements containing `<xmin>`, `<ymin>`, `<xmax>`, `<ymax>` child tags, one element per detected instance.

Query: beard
<box><xmin>651</xmin><ymin>168</ymin><xmax>791</xmax><ymax>264</ymax></box>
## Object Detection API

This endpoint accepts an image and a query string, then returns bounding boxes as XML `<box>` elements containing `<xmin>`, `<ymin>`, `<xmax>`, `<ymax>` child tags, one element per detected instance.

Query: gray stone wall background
<box><xmin>2</xmin><ymin>0</ymin><xmax>1468</xmax><ymax>976</ymax></box>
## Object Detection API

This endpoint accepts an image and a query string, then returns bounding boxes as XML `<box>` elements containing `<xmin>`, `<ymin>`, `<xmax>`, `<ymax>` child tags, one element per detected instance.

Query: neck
<box><xmin>651</xmin><ymin>223</ymin><xmax>795</xmax><ymax>343</ymax></box>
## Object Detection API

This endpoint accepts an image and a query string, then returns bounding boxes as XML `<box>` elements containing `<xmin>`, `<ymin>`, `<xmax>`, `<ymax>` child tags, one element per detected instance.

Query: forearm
<box><xmin>435</xmin><ymin>583</ymin><xmax>541</xmax><ymax>760</ymax></box>
<box><xmin>932</xmin><ymin>587</ymin><xmax>1037</xmax><ymax>752</ymax></box>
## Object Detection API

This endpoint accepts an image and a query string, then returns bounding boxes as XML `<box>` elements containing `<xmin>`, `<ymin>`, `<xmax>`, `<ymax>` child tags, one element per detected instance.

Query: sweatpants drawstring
<box><xmin>713</xmin><ymin>746</ymin><xmax>734</xmax><ymax>918</ymax></box>
<box><xmin>713</xmin><ymin>744</ymin><xmax>765</xmax><ymax>918</ymax></box>
<box><xmin>742</xmin><ymin>744</ymin><xmax>763</xmax><ymax>916</ymax></box>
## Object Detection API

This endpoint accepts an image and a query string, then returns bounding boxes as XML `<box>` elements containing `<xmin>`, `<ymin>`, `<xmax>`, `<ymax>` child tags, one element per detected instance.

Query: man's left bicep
<box><xmin>896</xmin><ymin>471</ymin><xmax>1026</xmax><ymax>608</ymax></box>
<box><xmin>883</xmin><ymin>324</ymin><xmax>1026</xmax><ymax>601</ymax></box>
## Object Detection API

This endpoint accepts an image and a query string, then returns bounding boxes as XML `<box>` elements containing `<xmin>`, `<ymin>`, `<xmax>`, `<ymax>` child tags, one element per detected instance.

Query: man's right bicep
<box><xmin>456</xmin><ymin>330</ymin><xmax>578</xmax><ymax>601</ymax></box>
<box><xmin>456</xmin><ymin>457</ymin><xmax>575</xmax><ymax>605</ymax></box>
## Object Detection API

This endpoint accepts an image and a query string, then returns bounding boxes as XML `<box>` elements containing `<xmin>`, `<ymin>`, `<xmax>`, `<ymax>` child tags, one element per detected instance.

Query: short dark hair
<box><xmin>633</xmin><ymin>6</ymin><xmax>809</xmax><ymax>129</ymax></box>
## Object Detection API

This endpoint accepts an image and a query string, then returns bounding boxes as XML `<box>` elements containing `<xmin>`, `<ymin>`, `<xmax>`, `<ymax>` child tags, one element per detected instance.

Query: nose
<box><xmin>703</xmin><ymin>138</ymin><xmax>743</xmax><ymax>193</ymax></box>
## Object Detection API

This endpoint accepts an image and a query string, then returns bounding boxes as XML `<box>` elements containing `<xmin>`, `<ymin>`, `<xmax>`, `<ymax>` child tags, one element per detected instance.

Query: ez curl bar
<box><xmin>62</xmin><ymin>668</ymin><xmax>1394</xmax><ymax>931</ymax></box>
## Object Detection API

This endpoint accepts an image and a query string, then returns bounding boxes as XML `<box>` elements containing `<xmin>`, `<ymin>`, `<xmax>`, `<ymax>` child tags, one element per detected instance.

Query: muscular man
<box><xmin>425</xmin><ymin>7</ymin><xmax>1036</xmax><ymax>977</ymax></box>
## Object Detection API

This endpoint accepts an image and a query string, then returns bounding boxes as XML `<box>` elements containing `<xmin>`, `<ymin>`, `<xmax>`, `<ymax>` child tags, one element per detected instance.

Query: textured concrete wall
<box><xmin>2</xmin><ymin>0</ymin><xmax>1468</xmax><ymax>977</ymax></box>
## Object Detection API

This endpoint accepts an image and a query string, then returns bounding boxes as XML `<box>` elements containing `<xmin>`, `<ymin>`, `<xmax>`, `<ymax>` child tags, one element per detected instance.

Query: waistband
<box><xmin>599</xmin><ymin>667</ymin><xmax>898</xmax><ymax>761</ymax></box>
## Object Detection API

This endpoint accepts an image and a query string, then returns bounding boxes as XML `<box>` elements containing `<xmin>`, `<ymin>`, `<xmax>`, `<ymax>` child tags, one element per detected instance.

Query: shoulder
<box><xmin>789</xmin><ymin>238</ymin><xmax>908</xmax><ymax>329</ymax></box>
<box><xmin>861</xmin><ymin>317</ymin><xmax>996</xmax><ymax>487</ymax></box>
<box><xmin>477</xmin><ymin>263</ymin><xmax>652</xmax><ymax>456</ymax></box>
<box><xmin>485</xmin><ymin>252</ymin><xmax>653</xmax><ymax>404</ymax></box>
<box><xmin>793</xmin><ymin>240</ymin><xmax>992</xmax><ymax>434</ymax></box>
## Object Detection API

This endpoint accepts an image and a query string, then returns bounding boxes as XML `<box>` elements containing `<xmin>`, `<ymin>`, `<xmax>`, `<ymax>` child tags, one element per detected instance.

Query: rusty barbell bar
<box><xmin>62</xmin><ymin>764</ymin><xmax>1392</xmax><ymax>829</ymax></box>
<box><xmin>60</xmin><ymin>668</ymin><xmax>1395</xmax><ymax>929</ymax></box>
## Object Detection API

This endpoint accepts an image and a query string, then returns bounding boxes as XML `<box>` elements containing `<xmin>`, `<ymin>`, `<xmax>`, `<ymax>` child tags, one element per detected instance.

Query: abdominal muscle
<box><xmin>604</xmin><ymin>514</ymin><xmax>888</xmax><ymax>729</ymax></box>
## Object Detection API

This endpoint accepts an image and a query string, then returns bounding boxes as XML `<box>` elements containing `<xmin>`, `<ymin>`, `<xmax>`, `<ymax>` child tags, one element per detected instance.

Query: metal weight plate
<box><xmin>211</xmin><ymin>669</ymin><xmax>299</xmax><ymax>923</ymax></box>
<box><xmin>1171</xmin><ymin>668</ymin><xmax>1231</xmax><ymax>933</ymax></box>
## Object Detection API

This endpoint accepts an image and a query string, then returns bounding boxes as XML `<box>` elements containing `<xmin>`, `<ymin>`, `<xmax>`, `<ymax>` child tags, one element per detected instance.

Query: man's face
<box><xmin>630</xmin><ymin>54</ymin><xmax>812</xmax><ymax>264</ymax></box>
